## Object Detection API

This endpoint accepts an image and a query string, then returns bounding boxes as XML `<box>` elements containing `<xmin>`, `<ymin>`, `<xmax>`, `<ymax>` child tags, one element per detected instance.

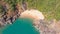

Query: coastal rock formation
<box><xmin>20</xmin><ymin>9</ymin><xmax>60</xmax><ymax>34</ymax></box>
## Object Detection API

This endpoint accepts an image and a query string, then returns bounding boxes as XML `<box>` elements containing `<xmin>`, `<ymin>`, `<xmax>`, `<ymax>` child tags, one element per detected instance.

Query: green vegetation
<box><xmin>0</xmin><ymin>0</ymin><xmax>60</xmax><ymax>34</ymax></box>
<box><xmin>26</xmin><ymin>0</ymin><xmax>60</xmax><ymax>20</ymax></box>
<box><xmin>0</xmin><ymin>0</ymin><xmax>60</xmax><ymax>20</ymax></box>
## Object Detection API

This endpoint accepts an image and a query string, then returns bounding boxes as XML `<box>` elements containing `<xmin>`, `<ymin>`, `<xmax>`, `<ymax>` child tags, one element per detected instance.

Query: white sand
<box><xmin>20</xmin><ymin>9</ymin><xmax>44</xmax><ymax>20</ymax></box>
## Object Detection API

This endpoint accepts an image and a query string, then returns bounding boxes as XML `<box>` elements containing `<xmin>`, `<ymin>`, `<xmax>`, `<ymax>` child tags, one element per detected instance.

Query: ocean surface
<box><xmin>2</xmin><ymin>18</ymin><xmax>40</xmax><ymax>34</ymax></box>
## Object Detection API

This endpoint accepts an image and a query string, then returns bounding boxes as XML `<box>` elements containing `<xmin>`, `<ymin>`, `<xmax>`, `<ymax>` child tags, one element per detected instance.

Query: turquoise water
<box><xmin>2</xmin><ymin>18</ymin><xmax>40</xmax><ymax>34</ymax></box>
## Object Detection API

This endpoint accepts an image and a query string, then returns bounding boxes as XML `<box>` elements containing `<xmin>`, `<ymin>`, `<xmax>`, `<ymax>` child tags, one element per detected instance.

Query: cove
<box><xmin>2</xmin><ymin>18</ymin><xmax>40</xmax><ymax>34</ymax></box>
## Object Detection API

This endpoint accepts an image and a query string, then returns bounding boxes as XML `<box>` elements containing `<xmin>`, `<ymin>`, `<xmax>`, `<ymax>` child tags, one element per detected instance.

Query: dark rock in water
<box><xmin>2</xmin><ymin>18</ymin><xmax>40</xmax><ymax>34</ymax></box>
